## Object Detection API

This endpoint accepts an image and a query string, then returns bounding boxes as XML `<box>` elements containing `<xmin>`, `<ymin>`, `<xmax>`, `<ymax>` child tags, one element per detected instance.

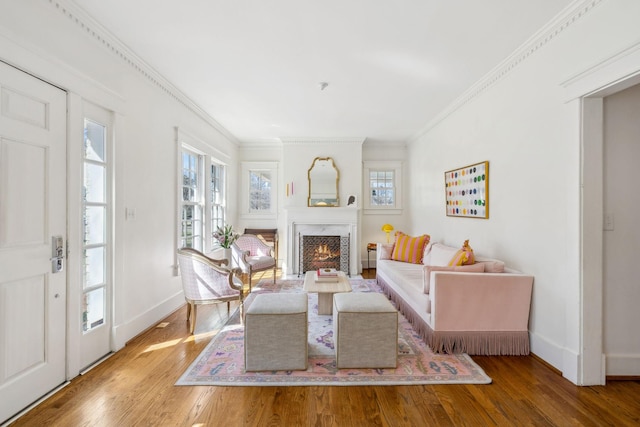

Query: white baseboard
<box><xmin>530</xmin><ymin>331</ymin><xmax>565</xmax><ymax>373</ymax></box>
<box><xmin>605</xmin><ymin>353</ymin><xmax>640</xmax><ymax>376</ymax></box>
<box><xmin>562</xmin><ymin>347</ymin><xmax>580</xmax><ymax>385</ymax></box>
<box><xmin>529</xmin><ymin>332</ymin><xmax>640</xmax><ymax>382</ymax></box>
<box><xmin>112</xmin><ymin>291</ymin><xmax>185</xmax><ymax>350</ymax></box>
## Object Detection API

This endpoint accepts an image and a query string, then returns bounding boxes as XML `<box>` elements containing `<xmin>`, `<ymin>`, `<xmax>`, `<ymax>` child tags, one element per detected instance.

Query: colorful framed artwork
<box><xmin>445</xmin><ymin>161</ymin><xmax>489</xmax><ymax>219</ymax></box>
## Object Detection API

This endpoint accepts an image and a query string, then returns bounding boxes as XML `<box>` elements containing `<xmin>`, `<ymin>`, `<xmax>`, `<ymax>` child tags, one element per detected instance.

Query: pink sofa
<box><xmin>376</xmin><ymin>242</ymin><xmax>534</xmax><ymax>355</ymax></box>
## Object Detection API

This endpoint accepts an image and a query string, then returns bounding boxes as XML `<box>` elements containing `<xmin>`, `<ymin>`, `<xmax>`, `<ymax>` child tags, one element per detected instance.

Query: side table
<box><xmin>366</xmin><ymin>243</ymin><xmax>377</xmax><ymax>270</ymax></box>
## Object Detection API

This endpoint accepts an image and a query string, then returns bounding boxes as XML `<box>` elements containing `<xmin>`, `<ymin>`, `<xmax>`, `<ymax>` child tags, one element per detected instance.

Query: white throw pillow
<box><xmin>421</xmin><ymin>241</ymin><xmax>434</xmax><ymax>265</ymax></box>
<box><xmin>428</xmin><ymin>243</ymin><xmax>460</xmax><ymax>266</ymax></box>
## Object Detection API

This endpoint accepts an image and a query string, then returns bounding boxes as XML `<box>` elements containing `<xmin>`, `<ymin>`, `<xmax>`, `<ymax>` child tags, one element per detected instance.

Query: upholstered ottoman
<box><xmin>333</xmin><ymin>293</ymin><xmax>398</xmax><ymax>369</ymax></box>
<box><xmin>244</xmin><ymin>293</ymin><xmax>308</xmax><ymax>371</ymax></box>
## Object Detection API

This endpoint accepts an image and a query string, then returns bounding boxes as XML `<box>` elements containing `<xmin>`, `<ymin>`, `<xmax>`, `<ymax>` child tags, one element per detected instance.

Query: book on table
<box><xmin>315</xmin><ymin>275</ymin><xmax>339</xmax><ymax>283</ymax></box>
<box><xmin>315</xmin><ymin>268</ymin><xmax>339</xmax><ymax>282</ymax></box>
<box><xmin>317</xmin><ymin>268</ymin><xmax>338</xmax><ymax>277</ymax></box>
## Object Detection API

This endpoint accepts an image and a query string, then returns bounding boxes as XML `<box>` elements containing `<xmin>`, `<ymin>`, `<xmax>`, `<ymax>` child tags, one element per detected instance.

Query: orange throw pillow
<box><xmin>391</xmin><ymin>232</ymin><xmax>430</xmax><ymax>264</ymax></box>
<box><xmin>448</xmin><ymin>239</ymin><xmax>475</xmax><ymax>266</ymax></box>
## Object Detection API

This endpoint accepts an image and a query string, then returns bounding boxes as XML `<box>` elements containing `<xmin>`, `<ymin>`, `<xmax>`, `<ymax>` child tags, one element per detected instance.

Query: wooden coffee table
<box><xmin>303</xmin><ymin>271</ymin><xmax>352</xmax><ymax>315</ymax></box>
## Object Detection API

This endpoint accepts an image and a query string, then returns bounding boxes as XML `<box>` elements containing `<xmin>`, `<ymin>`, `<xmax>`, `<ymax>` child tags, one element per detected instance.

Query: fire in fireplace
<box><xmin>299</xmin><ymin>234</ymin><xmax>350</xmax><ymax>275</ymax></box>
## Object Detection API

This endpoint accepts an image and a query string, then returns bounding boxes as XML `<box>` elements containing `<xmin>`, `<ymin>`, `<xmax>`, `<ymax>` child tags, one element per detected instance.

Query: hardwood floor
<box><xmin>9</xmin><ymin>270</ymin><xmax>640</xmax><ymax>426</ymax></box>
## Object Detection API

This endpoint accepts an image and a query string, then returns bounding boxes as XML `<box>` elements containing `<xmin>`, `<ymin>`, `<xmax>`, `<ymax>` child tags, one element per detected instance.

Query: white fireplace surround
<box><xmin>284</xmin><ymin>207</ymin><xmax>359</xmax><ymax>276</ymax></box>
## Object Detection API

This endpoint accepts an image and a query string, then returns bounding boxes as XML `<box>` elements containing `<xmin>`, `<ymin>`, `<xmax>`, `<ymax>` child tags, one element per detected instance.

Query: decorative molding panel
<box><xmin>408</xmin><ymin>0</ymin><xmax>604</xmax><ymax>144</ymax></box>
<box><xmin>48</xmin><ymin>0</ymin><xmax>238</xmax><ymax>145</ymax></box>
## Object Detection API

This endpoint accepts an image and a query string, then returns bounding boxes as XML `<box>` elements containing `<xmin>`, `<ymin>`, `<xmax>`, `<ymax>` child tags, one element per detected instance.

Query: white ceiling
<box><xmin>72</xmin><ymin>0</ymin><xmax>574</xmax><ymax>145</ymax></box>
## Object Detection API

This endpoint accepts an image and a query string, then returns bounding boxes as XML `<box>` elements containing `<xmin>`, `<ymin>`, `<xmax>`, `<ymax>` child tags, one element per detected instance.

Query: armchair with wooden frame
<box><xmin>243</xmin><ymin>228</ymin><xmax>278</xmax><ymax>261</ymax></box>
<box><xmin>231</xmin><ymin>233</ymin><xmax>277</xmax><ymax>291</ymax></box>
<box><xmin>177</xmin><ymin>248</ymin><xmax>245</xmax><ymax>334</ymax></box>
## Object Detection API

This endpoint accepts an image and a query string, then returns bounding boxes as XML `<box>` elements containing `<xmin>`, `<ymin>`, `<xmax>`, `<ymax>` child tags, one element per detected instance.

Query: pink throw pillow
<box><xmin>423</xmin><ymin>263</ymin><xmax>485</xmax><ymax>294</ymax></box>
<box><xmin>378</xmin><ymin>243</ymin><xmax>394</xmax><ymax>260</ymax></box>
<box><xmin>477</xmin><ymin>259</ymin><xmax>505</xmax><ymax>273</ymax></box>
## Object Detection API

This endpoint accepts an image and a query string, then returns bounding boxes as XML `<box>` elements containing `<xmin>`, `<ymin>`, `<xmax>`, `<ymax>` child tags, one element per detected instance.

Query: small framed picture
<box><xmin>445</xmin><ymin>161</ymin><xmax>489</xmax><ymax>219</ymax></box>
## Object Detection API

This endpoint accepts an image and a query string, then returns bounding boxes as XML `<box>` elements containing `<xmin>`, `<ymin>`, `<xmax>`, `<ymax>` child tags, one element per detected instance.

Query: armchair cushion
<box><xmin>245</xmin><ymin>255</ymin><xmax>276</xmax><ymax>270</ymax></box>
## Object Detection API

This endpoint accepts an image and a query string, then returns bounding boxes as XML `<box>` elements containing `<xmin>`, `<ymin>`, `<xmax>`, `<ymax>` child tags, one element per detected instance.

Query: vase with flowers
<box><xmin>213</xmin><ymin>225</ymin><xmax>239</xmax><ymax>262</ymax></box>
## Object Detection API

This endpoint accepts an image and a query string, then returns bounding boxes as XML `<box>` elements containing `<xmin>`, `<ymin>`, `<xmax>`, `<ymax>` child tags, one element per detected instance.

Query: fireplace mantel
<box><xmin>284</xmin><ymin>207</ymin><xmax>359</xmax><ymax>276</ymax></box>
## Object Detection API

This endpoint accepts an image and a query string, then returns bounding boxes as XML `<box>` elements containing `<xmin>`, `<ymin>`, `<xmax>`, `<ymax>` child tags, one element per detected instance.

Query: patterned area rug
<box><xmin>176</xmin><ymin>278</ymin><xmax>491</xmax><ymax>386</ymax></box>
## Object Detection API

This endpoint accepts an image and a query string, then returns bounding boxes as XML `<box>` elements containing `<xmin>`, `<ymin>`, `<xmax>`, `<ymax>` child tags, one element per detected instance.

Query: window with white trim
<box><xmin>249</xmin><ymin>170</ymin><xmax>271</xmax><ymax>211</ymax></box>
<box><xmin>176</xmin><ymin>129</ymin><xmax>230</xmax><ymax>272</ymax></box>
<box><xmin>210</xmin><ymin>161</ymin><xmax>226</xmax><ymax>248</ymax></box>
<box><xmin>241</xmin><ymin>162</ymin><xmax>278</xmax><ymax>218</ymax></box>
<box><xmin>370</xmin><ymin>170</ymin><xmax>395</xmax><ymax>206</ymax></box>
<box><xmin>363</xmin><ymin>161</ymin><xmax>402</xmax><ymax>214</ymax></box>
<box><xmin>179</xmin><ymin>148</ymin><xmax>204</xmax><ymax>251</ymax></box>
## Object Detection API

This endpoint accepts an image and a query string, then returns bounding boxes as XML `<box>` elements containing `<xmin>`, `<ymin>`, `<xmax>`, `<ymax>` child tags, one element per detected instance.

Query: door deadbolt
<box><xmin>51</xmin><ymin>235</ymin><xmax>65</xmax><ymax>273</ymax></box>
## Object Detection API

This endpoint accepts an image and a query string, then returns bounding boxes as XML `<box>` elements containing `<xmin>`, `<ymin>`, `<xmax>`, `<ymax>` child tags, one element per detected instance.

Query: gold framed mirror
<box><xmin>308</xmin><ymin>157</ymin><xmax>339</xmax><ymax>207</ymax></box>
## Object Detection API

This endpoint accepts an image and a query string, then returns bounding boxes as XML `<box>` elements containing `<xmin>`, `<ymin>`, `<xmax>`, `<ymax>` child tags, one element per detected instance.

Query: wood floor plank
<box><xmin>374</xmin><ymin>386</ymin><xmax>441</xmax><ymax>426</ymax></box>
<box><xmin>8</xmin><ymin>270</ymin><xmax>640</xmax><ymax>426</ymax></box>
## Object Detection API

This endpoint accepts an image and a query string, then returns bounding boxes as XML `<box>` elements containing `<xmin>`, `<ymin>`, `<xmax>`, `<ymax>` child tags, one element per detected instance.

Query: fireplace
<box><xmin>284</xmin><ymin>207</ymin><xmax>359</xmax><ymax>276</ymax></box>
<box><xmin>299</xmin><ymin>234</ymin><xmax>350</xmax><ymax>275</ymax></box>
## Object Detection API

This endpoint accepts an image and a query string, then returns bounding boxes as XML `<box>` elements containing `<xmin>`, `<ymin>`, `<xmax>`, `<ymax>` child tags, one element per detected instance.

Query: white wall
<box><xmin>0</xmin><ymin>1</ymin><xmax>239</xmax><ymax>363</ymax></box>
<box><xmin>236</xmin><ymin>146</ymin><xmax>281</xmax><ymax>226</ymax></box>
<box><xmin>279</xmin><ymin>139</ymin><xmax>363</xmax><ymax>270</ymax></box>
<box><xmin>238</xmin><ymin>139</ymin><xmax>369</xmax><ymax>271</ymax></box>
<box><xmin>361</xmin><ymin>142</ymin><xmax>410</xmax><ymax>267</ymax></box>
<box><xmin>238</xmin><ymin>140</ymin><xmax>407</xmax><ymax>270</ymax></box>
<box><xmin>406</xmin><ymin>0</ymin><xmax>640</xmax><ymax>382</ymax></box>
<box><xmin>603</xmin><ymin>83</ymin><xmax>640</xmax><ymax>376</ymax></box>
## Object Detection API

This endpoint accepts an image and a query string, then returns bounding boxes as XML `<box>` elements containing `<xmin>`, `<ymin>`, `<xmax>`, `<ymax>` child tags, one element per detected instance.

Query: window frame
<box><xmin>179</xmin><ymin>147</ymin><xmax>205</xmax><ymax>251</ymax></box>
<box><xmin>210</xmin><ymin>160</ymin><xmax>227</xmax><ymax>249</ymax></box>
<box><xmin>363</xmin><ymin>160</ymin><xmax>403</xmax><ymax>215</ymax></box>
<box><xmin>240</xmin><ymin>161</ymin><xmax>278</xmax><ymax>219</ymax></box>
<box><xmin>175</xmin><ymin>128</ymin><xmax>230</xmax><ymax>272</ymax></box>
<box><xmin>81</xmin><ymin>111</ymin><xmax>111</xmax><ymax>335</ymax></box>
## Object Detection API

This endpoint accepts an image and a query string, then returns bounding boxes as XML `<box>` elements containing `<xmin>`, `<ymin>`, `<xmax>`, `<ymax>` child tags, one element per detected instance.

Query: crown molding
<box><xmin>239</xmin><ymin>143</ymin><xmax>283</xmax><ymax>151</ymax></box>
<box><xmin>237</xmin><ymin>137</ymin><xmax>284</xmax><ymax>149</ymax></box>
<box><xmin>50</xmin><ymin>0</ymin><xmax>239</xmax><ymax>145</ymax></box>
<box><xmin>236</xmin><ymin>136</ymin><xmax>403</xmax><ymax>149</ymax></box>
<box><xmin>407</xmin><ymin>0</ymin><xmax>604</xmax><ymax>145</ymax></box>
<box><xmin>362</xmin><ymin>139</ymin><xmax>407</xmax><ymax>148</ymax></box>
<box><xmin>280</xmin><ymin>137</ymin><xmax>366</xmax><ymax>146</ymax></box>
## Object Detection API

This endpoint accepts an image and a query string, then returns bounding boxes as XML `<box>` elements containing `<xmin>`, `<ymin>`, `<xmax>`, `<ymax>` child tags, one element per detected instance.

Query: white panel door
<box><xmin>0</xmin><ymin>61</ymin><xmax>67</xmax><ymax>423</ymax></box>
